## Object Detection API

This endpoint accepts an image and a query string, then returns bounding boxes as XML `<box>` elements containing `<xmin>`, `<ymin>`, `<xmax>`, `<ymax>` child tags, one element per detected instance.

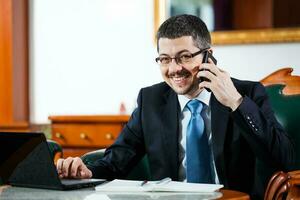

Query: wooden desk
<box><xmin>0</xmin><ymin>185</ymin><xmax>250</xmax><ymax>200</ymax></box>
<box><xmin>219</xmin><ymin>189</ymin><xmax>250</xmax><ymax>200</ymax></box>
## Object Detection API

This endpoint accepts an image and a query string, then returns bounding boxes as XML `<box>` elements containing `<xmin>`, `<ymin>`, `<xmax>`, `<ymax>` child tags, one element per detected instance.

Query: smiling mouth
<box><xmin>170</xmin><ymin>74</ymin><xmax>190</xmax><ymax>84</ymax></box>
<box><xmin>173</xmin><ymin>75</ymin><xmax>187</xmax><ymax>81</ymax></box>
<box><xmin>168</xmin><ymin>69</ymin><xmax>193</xmax><ymax>85</ymax></box>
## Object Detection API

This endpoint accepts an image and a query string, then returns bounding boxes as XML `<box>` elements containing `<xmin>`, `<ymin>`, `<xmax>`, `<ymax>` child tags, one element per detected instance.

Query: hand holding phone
<box><xmin>199</xmin><ymin>51</ymin><xmax>217</xmax><ymax>82</ymax></box>
<box><xmin>199</xmin><ymin>50</ymin><xmax>217</xmax><ymax>92</ymax></box>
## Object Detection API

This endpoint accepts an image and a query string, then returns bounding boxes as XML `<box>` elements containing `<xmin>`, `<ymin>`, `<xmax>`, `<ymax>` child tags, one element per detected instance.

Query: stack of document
<box><xmin>95</xmin><ymin>178</ymin><xmax>223</xmax><ymax>193</ymax></box>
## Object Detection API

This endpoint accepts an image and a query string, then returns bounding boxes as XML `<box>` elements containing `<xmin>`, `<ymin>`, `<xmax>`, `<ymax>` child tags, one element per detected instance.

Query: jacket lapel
<box><xmin>160</xmin><ymin>88</ymin><xmax>180</xmax><ymax>180</ymax></box>
<box><xmin>210</xmin><ymin>94</ymin><xmax>230</xmax><ymax>186</ymax></box>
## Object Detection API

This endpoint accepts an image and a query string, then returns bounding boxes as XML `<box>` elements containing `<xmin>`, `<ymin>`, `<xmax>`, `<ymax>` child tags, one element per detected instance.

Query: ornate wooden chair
<box><xmin>264</xmin><ymin>170</ymin><xmax>300</xmax><ymax>200</ymax></box>
<box><xmin>261</xmin><ymin>68</ymin><xmax>300</xmax><ymax>200</ymax></box>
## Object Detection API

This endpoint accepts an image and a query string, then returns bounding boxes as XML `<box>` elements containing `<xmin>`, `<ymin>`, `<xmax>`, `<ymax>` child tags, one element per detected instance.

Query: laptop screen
<box><xmin>0</xmin><ymin>132</ymin><xmax>62</xmax><ymax>188</ymax></box>
<box><xmin>0</xmin><ymin>133</ymin><xmax>44</xmax><ymax>182</ymax></box>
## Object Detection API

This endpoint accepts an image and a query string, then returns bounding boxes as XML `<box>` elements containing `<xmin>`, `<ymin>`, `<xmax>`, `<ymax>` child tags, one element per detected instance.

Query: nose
<box><xmin>168</xmin><ymin>59</ymin><xmax>183</xmax><ymax>72</ymax></box>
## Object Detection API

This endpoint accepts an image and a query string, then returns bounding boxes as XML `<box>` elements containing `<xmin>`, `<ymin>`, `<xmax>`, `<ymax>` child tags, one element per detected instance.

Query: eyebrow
<box><xmin>159</xmin><ymin>49</ymin><xmax>191</xmax><ymax>56</ymax></box>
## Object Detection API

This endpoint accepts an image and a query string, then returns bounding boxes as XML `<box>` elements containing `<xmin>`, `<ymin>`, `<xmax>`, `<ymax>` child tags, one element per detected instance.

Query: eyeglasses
<box><xmin>155</xmin><ymin>48</ymin><xmax>209</xmax><ymax>66</ymax></box>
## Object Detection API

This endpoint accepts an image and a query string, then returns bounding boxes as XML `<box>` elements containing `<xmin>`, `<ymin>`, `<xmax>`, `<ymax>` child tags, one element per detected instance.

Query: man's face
<box><xmin>157</xmin><ymin>36</ymin><xmax>204</xmax><ymax>98</ymax></box>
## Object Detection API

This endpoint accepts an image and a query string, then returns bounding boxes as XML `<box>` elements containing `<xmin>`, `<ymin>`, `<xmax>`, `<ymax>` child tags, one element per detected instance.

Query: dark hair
<box><xmin>156</xmin><ymin>14</ymin><xmax>211</xmax><ymax>51</ymax></box>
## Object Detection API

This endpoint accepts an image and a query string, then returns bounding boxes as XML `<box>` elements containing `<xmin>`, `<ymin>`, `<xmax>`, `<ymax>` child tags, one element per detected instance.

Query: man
<box><xmin>57</xmin><ymin>14</ymin><xmax>294</xmax><ymax>199</ymax></box>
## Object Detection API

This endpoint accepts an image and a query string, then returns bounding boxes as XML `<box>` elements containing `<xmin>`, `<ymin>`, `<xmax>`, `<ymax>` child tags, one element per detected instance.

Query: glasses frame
<box><xmin>155</xmin><ymin>47</ymin><xmax>210</xmax><ymax>66</ymax></box>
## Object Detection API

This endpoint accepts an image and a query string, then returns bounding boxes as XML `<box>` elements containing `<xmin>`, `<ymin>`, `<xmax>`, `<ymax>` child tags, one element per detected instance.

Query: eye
<box><xmin>158</xmin><ymin>57</ymin><xmax>172</xmax><ymax>64</ymax></box>
<box><xmin>179</xmin><ymin>54</ymin><xmax>193</xmax><ymax>62</ymax></box>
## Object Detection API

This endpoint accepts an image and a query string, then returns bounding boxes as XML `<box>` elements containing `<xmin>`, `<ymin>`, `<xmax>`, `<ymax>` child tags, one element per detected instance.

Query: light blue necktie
<box><xmin>186</xmin><ymin>99</ymin><xmax>213</xmax><ymax>183</ymax></box>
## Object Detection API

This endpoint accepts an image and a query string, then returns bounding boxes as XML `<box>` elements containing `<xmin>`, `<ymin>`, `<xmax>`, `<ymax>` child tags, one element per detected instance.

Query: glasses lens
<box><xmin>157</xmin><ymin>57</ymin><xmax>171</xmax><ymax>65</ymax></box>
<box><xmin>178</xmin><ymin>54</ymin><xmax>193</xmax><ymax>64</ymax></box>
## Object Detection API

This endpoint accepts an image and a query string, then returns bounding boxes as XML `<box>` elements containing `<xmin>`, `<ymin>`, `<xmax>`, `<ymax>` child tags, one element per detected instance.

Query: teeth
<box><xmin>174</xmin><ymin>77</ymin><xmax>185</xmax><ymax>81</ymax></box>
<box><xmin>172</xmin><ymin>76</ymin><xmax>187</xmax><ymax>83</ymax></box>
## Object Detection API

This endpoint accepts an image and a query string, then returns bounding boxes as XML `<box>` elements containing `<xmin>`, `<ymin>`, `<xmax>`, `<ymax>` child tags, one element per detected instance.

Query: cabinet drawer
<box><xmin>52</xmin><ymin>123</ymin><xmax>122</xmax><ymax>147</ymax></box>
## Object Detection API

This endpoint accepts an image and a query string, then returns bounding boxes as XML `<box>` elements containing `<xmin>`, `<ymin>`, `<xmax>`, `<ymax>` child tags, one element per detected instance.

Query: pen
<box><xmin>156</xmin><ymin>177</ymin><xmax>172</xmax><ymax>185</ymax></box>
<box><xmin>140</xmin><ymin>177</ymin><xmax>172</xmax><ymax>187</ymax></box>
<box><xmin>141</xmin><ymin>180</ymin><xmax>148</xmax><ymax>186</ymax></box>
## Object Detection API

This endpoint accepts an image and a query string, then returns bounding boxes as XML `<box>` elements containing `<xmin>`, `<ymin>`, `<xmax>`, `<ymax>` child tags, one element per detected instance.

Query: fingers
<box><xmin>198</xmin><ymin>69</ymin><xmax>217</xmax><ymax>83</ymax></box>
<box><xmin>56</xmin><ymin>157</ymin><xmax>92</xmax><ymax>179</ymax></box>
<box><xmin>78</xmin><ymin>164</ymin><xmax>93</xmax><ymax>178</ymax></box>
<box><xmin>200</xmin><ymin>58</ymin><xmax>225</xmax><ymax>77</ymax></box>
<box><xmin>199</xmin><ymin>80</ymin><xmax>211</xmax><ymax>91</ymax></box>
<box><xmin>56</xmin><ymin>158</ymin><xmax>64</xmax><ymax>178</ymax></box>
<box><xmin>62</xmin><ymin>157</ymin><xmax>74</xmax><ymax>177</ymax></box>
<box><xmin>198</xmin><ymin>59</ymin><xmax>230</xmax><ymax>85</ymax></box>
<box><xmin>71</xmin><ymin>157</ymin><xmax>92</xmax><ymax>178</ymax></box>
<box><xmin>197</xmin><ymin>67</ymin><xmax>228</xmax><ymax>92</ymax></box>
<box><xmin>200</xmin><ymin>58</ymin><xmax>217</xmax><ymax>73</ymax></box>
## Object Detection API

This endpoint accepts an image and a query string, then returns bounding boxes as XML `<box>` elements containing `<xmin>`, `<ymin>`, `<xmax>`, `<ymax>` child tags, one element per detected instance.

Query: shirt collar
<box><xmin>178</xmin><ymin>89</ymin><xmax>211</xmax><ymax>112</ymax></box>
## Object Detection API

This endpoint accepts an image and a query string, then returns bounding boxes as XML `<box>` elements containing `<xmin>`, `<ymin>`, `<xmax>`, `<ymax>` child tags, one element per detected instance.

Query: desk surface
<box><xmin>0</xmin><ymin>186</ymin><xmax>249</xmax><ymax>200</ymax></box>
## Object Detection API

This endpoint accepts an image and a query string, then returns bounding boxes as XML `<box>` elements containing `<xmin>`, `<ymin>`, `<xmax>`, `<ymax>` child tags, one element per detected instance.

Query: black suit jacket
<box><xmin>88</xmin><ymin>79</ymin><xmax>294</xmax><ymax>199</ymax></box>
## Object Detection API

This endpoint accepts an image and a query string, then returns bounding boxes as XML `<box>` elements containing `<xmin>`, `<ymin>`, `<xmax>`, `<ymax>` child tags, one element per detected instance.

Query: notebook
<box><xmin>95</xmin><ymin>178</ymin><xmax>223</xmax><ymax>193</ymax></box>
<box><xmin>0</xmin><ymin>132</ymin><xmax>106</xmax><ymax>190</ymax></box>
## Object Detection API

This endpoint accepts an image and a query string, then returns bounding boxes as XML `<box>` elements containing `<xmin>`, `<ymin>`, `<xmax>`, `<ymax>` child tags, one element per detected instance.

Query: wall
<box><xmin>29</xmin><ymin>0</ymin><xmax>300</xmax><ymax>123</ymax></box>
<box><xmin>214</xmin><ymin>43</ymin><xmax>300</xmax><ymax>81</ymax></box>
<box><xmin>30</xmin><ymin>0</ymin><xmax>160</xmax><ymax>123</ymax></box>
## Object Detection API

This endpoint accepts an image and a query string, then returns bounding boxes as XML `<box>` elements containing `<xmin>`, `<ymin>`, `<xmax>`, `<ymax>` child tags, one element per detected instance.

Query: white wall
<box><xmin>29</xmin><ymin>0</ymin><xmax>300</xmax><ymax>123</ymax></box>
<box><xmin>30</xmin><ymin>0</ymin><xmax>161</xmax><ymax>123</ymax></box>
<box><xmin>214</xmin><ymin>43</ymin><xmax>300</xmax><ymax>81</ymax></box>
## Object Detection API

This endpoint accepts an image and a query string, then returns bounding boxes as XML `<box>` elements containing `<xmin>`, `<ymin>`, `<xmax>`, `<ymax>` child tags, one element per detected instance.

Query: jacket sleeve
<box><xmin>231</xmin><ymin>82</ymin><xmax>295</xmax><ymax>170</ymax></box>
<box><xmin>86</xmin><ymin>89</ymin><xmax>146</xmax><ymax>179</ymax></box>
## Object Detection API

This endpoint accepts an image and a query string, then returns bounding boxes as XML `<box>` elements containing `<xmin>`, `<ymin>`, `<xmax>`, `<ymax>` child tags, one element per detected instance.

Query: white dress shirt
<box><xmin>177</xmin><ymin>89</ymin><xmax>220</xmax><ymax>184</ymax></box>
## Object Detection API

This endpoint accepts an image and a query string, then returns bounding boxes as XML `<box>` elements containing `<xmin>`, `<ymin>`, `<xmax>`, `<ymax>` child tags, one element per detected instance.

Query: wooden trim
<box><xmin>0</xmin><ymin>122</ymin><xmax>29</xmax><ymax>132</ymax></box>
<box><xmin>12</xmin><ymin>0</ymin><xmax>29</xmax><ymax>122</ymax></box>
<box><xmin>49</xmin><ymin>115</ymin><xmax>130</xmax><ymax>123</ymax></box>
<box><xmin>220</xmin><ymin>189</ymin><xmax>250</xmax><ymax>200</ymax></box>
<box><xmin>153</xmin><ymin>0</ymin><xmax>300</xmax><ymax>45</ymax></box>
<box><xmin>260</xmin><ymin>68</ymin><xmax>300</xmax><ymax>96</ymax></box>
<box><xmin>211</xmin><ymin>28</ymin><xmax>300</xmax><ymax>45</ymax></box>
<box><xmin>0</xmin><ymin>0</ymin><xmax>13</xmax><ymax>125</ymax></box>
<box><xmin>0</xmin><ymin>0</ymin><xmax>29</xmax><ymax>129</ymax></box>
<box><xmin>153</xmin><ymin>0</ymin><xmax>167</xmax><ymax>44</ymax></box>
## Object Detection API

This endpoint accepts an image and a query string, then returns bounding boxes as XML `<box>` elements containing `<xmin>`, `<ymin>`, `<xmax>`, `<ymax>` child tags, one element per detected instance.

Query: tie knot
<box><xmin>186</xmin><ymin>99</ymin><xmax>203</xmax><ymax>115</ymax></box>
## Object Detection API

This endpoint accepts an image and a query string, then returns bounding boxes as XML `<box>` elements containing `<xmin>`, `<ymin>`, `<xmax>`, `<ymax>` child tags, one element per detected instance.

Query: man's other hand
<box><xmin>56</xmin><ymin>157</ymin><xmax>92</xmax><ymax>179</ymax></box>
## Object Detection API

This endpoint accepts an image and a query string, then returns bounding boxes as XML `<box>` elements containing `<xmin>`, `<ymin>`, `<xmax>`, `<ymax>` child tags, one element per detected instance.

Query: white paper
<box><xmin>95</xmin><ymin>179</ymin><xmax>223</xmax><ymax>193</ymax></box>
<box><xmin>84</xmin><ymin>194</ymin><xmax>112</xmax><ymax>200</ymax></box>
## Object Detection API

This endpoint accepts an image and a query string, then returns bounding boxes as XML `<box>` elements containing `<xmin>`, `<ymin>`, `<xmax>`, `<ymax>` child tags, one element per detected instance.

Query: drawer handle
<box><xmin>55</xmin><ymin>132</ymin><xmax>64</xmax><ymax>139</ymax></box>
<box><xmin>105</xmin><ymin>133</ymin><xmax>114</xmax><ymax>140</ymax></box>
<box><xmin>80</xmin><ymin>133</ymin><xmax>88</xmax><ymax>140</ymax></box>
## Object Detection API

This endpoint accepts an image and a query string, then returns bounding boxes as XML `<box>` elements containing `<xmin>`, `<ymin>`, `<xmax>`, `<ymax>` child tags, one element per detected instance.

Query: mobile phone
<box><xmin>199</xmin><ymin>51</ymin><xmax>217</xmax><ymax>82</ymax></box>
<box><xmin>199</xmin><ymin>50</ymin><xmax>217</xmax><ymax>91</ymax></box>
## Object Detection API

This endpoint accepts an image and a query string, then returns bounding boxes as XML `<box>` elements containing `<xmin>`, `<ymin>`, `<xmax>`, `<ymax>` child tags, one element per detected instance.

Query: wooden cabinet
<box><xmin>49</xmin><ymin>115</ymin><xmax>130</xmax><ymax>158</ymax></box>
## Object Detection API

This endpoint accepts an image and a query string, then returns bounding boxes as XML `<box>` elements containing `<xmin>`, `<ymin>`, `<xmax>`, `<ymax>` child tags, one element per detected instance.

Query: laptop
<box><xmin>0</xmin><ymin>132</ymin><xmax>106</xmax><ymax>190</ymax></box>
